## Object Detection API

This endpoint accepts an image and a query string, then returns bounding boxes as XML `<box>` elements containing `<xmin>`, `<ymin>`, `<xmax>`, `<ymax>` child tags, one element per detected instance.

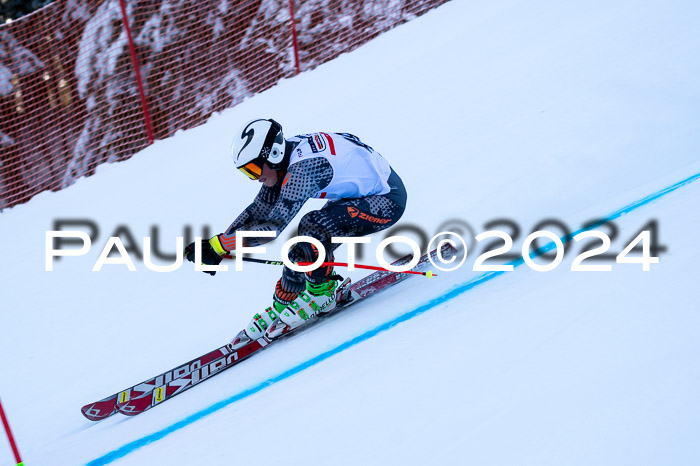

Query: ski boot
<box><xmin>265</xmin><ymin>276</ymin><xmax>344</xmax><ymax>339</ymax></box>
<box><xmin>229</xmin><ymin>276</ymin><xmax>351</xmax><ymax>350</ymax></box>
<box><xmin>229</xmin><ymin>305</ymin><xmax>281</xmax><ymax>350</ymax></box>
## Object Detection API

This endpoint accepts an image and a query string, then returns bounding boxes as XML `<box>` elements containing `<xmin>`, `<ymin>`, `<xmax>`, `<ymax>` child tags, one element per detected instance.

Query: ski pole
<box><xmin>0</xmin><ymin>397</ymin><xmax>23</xmax><ymax>466</ymax></box>
<box><xmin>222</xmin><ymin>255</ymin><xmax>436</xmax><ymax>277</ymax></box>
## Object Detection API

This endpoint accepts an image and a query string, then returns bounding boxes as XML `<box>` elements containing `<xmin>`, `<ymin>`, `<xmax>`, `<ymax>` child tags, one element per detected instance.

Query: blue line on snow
<box><xmin>86</xmin><ymin>171</ymin><xmax>700</xmax><ymax>466</ymax></box>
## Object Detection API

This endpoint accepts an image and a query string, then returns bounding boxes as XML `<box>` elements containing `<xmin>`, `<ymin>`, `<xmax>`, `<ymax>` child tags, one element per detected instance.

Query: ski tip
<box><xmin>81</xmin><ymin>398</ymin><xmax>118</xmax><ymax>421</ymax></box>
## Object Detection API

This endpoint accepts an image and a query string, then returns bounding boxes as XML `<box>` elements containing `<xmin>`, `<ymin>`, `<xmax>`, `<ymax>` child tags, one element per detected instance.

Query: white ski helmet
<box><xmin>231</xmin><ymin>119</ymin><xmax>286</xmax><ymax>179</ymax></box>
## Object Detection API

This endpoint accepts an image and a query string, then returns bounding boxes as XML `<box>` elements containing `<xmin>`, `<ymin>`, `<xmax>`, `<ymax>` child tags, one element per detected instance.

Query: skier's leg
<box><xmin>230</xmin><ymin>243</ymin><xmax>333</xmax><ymax>347</ymax></box>
<box><xmin>269</xmin><ymin>187</ymin><xmax>406</xmax><ymax>336</ymax></box>
<box><xmin>233</xmin><ymin>170</ymin><xmax>406</xmax><ymax>347</ymax></box>
<box><xmin>275</xmin><ymin>167</ymin><xmax>406</xmax><ymax>317</ymax></box>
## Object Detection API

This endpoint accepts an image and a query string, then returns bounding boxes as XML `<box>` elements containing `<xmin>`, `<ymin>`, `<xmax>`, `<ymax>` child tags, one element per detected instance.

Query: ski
<box><xmin>80</xmin><ymin>345</ymin><xmax>238</xmax><ymax>421</ymax></box>
<box><xmin>81</xmin><ymin>243</ymin><xmax>455</xmax><ymax>420</ymax></box>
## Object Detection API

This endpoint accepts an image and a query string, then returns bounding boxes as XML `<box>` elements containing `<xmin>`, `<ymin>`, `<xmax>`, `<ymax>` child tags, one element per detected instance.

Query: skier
<box><xmin>185</xmin><ymin>119</ymin><xmax>407</xmax><ymax>348</ymax></box>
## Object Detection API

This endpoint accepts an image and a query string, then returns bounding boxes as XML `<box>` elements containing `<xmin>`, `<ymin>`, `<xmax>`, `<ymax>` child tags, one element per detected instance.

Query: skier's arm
<box><xmin>227</xmin><ymin>185</ymin><xmax>279</xmax><ymax>232</ymax></box>
<box><xmin>206</xmin><ymin>182</ymin><xmax>279</xmax><ymax>252</ymax></box>
<box><xmin>220</xmin><ymin>158</ymin><xmax>333</xmax><ymax>249</ymax></box>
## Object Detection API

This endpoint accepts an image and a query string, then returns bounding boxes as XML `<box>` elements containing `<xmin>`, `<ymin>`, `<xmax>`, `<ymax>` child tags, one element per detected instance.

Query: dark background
<box><xmin>1</xmin><ymin>0</ymin><xmax>53</xmax><ymax>21</ymax></box>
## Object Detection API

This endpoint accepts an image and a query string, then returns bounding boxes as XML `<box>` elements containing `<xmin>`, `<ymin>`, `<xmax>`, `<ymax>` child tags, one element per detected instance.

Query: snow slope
<box><xmin>1</xmin><ymin>0</ymin><xmax>699</xmax><ymax>464</ymax></box>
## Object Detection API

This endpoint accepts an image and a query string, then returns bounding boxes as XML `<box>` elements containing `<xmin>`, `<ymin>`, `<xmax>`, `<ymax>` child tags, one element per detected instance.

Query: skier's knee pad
<box><xmin>274</xmin><ymin>276</ymin><xmax>302</xmax><ymax>307</ymax></box>
<box><xmin>289</xmin><ymin>241</ymin><xmax>334</xmax><ymax>285</ymax></box>
<box><xmin>280</xmin><ymin>266</ymin><xmax>305</xmax><ymax>290</ymax></box>
<box><xmin>306</xmin><ymin>263</ymin><xmax>334</xmax><ymax>285</ymax></box>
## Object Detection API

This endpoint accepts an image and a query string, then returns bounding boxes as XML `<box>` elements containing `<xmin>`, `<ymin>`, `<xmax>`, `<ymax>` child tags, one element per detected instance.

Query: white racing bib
<box><xmin>289</xmin><ymin>132</ymin><xmax>391</xmax><ymax>200</ymax></box>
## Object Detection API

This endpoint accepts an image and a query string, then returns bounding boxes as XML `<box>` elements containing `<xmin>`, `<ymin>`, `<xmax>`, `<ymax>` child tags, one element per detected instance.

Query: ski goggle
<box><xmin>238</xmin><ymin>160</ymin><xmax>263</xmax><ymax>180</ymax></box>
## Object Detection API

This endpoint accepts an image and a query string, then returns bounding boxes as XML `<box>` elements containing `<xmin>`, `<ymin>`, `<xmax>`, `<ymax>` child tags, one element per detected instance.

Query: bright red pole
<box><xmin>0</xmin><ymin>398</ymin><xmax>23</xmax><ymax>466</ymax></box>
<box><xmin>298</xmin><ymin>261</ymin><xmax>435</xmax><ymax>277</ymax></box>
<box><xmin>287</xmin><ymin>0</ymin><xmax>301</xmax><ymax>74</ymax></box>
<box><xmin>223</xmin><ymin>255</ymin><xmax>436</xmax><ymax>277</ymax></box>
<box><xmin>119</xmin><ymin>0</ymin><xmax>155</xmax><ymax>144</ymax></box>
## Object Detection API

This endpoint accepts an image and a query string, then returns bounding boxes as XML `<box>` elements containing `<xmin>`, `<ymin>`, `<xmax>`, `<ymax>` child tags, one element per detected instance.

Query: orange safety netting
<box><xmin>0</xmin><ymin>0</ymin><xmax>447</xmax><ymax>210</ymax></box>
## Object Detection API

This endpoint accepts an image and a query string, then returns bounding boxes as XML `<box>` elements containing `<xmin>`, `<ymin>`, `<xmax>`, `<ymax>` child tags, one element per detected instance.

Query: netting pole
<box><xmin>287</xmin><ymin>0</ymin><xmax>301</xmax><ymax>74</ymax></box>
<box><xmin>119</xmin><ymin>0</ymin><xmax>155</xmax><ymax>144</ymax></box>
<box><xmin>0</xmin><ymin>398</ymin><xmax>23</xmax><ymax>466</ymax></box>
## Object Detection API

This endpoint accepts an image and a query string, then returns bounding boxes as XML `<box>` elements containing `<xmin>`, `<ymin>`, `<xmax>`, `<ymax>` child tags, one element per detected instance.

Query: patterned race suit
<box><xmin>220</xmin><ymin>132</ymin><xmax>407</xmax><ymax>304</ymax></box>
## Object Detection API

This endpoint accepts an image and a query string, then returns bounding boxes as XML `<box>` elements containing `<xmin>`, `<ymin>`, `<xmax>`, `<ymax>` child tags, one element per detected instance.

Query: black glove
<box><xmin>184</xmin><ymin>236</ymin><xmax>226</xmax><ymax>276</ymax></box>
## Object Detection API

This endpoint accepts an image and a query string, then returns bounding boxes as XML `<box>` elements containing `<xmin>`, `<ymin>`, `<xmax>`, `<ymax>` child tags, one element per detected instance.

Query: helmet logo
<box><xmin>238</xmin><ymin>122</ymin><xmax>256</xmax><ymax>158</ymax></box>
<box><xmin>232</xmin><ymin>118</ymin><xmax>284</xmax><ymax>175</ymax></box>
<box><xmin>347</xmin><ymin>207</ymin><xmax>359</xmax><ymax>218</ymax></box>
